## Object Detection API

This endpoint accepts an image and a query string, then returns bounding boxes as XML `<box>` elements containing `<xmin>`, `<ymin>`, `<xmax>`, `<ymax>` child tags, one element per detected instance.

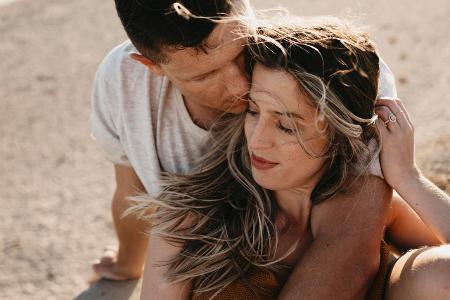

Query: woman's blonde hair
<box><xmin>246</xmin><ymin>20</ymin><xmax>380</xmax><ymax>201</ymax></box>
<box><xmin>130</xmin><ymin>16</ymin><xmax>381</xmax><ymax>298</ymax></box>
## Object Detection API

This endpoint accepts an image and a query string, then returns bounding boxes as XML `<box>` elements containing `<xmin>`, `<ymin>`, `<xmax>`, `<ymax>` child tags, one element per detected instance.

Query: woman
<box><xmin>135</xmin><ymin>20</ymin><xmax>450</xmax><ymax>299</ymax></box>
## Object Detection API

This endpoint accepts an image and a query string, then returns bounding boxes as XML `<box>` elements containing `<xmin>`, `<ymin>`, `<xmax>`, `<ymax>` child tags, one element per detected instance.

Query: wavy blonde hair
<box><xmin>130</xmin><ymin>17</ymin><xmax>381</xmax><ymax>298</ymax></box>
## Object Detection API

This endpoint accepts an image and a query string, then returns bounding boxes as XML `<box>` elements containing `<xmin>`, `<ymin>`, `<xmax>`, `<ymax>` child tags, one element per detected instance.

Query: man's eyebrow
<box><xmin>248</xmin><ymin>95</ymin><xmax>305</xmax><ymax>120</ymax></box>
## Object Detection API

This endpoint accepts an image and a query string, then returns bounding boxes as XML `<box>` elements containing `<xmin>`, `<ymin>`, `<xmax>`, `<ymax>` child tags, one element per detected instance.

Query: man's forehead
<box><xmin>162</xmin><ymin>22</ymin><xmax>245</xmax><ymax>74</ymax></box>
<box><xmin>205</xmin><ymin>21</ymin><xmax>242</xmax><ymax>48</ymax></box>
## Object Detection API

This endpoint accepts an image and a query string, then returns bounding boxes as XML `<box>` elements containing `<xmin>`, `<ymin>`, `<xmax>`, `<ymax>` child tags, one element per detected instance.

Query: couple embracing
<box><xmin>90</xmin><ymin>1</ymin><xmax>450</xmax><ymax>299</ymax></box>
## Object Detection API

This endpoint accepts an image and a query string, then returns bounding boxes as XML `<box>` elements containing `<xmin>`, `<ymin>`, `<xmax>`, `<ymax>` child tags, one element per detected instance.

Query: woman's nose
<box><xmin>247</xmin><ymin>117</ymin><xmax>273</xmax><ymax>150</ymax></box>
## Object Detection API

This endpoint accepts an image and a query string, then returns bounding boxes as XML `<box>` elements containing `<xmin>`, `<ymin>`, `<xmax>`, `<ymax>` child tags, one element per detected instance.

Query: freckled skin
<box><xmin>159</xmin><ymin>23</ymin><xmax>250</xmax><ymax>120</ymax></box>
<box><xmin>245</xmin><ymin>63</ymin><xmax>328</xmax><ymax>192</ymax></box>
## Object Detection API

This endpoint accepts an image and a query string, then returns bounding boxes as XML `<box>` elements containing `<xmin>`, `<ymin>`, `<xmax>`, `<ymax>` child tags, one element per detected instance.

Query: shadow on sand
<box><xmin>73</xmin><ymin>278</ymin><xmax>141</xmax><ymax>300</ymax></box>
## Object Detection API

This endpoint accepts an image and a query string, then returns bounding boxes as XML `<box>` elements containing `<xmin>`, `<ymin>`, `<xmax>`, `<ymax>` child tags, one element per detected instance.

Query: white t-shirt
<box><xmin>90</xmin><ymin>40</ymin><xmax>396</xmax><ymax>196</ymax></box>
<box><xmin>91</xmin><ymin>41</ymin><xmax>209</xmax><ymax>197</ymax></box>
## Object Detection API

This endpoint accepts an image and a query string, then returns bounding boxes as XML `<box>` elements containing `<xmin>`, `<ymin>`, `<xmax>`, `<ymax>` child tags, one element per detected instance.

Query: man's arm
<box><xmin>140</xmin><ymin>229</ymin><xmax>192</xmax><ymax>300</ymax></box>
<box><xmin>92</xmin><ymin>164</ymin><xmax>149</xmax><ymax>280</ymax></box>
<box><xmin>278</xmin><ymin>176</ymin><xmax>392</xmax><ymax>300</ymax></box>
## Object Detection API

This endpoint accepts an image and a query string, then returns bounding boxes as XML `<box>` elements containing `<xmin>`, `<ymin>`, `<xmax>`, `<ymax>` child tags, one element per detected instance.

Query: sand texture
<box><xmin>0</xmin><ymin>0</ymin><xmax>448</xmax><ymax>299</ymax></box>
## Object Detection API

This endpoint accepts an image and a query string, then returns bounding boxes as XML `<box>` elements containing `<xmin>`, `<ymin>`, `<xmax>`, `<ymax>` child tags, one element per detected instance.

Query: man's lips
<box><xmin>250</xmin><ymin>153</ymin><xmax>278</xmax><ymax>170</ymax></box>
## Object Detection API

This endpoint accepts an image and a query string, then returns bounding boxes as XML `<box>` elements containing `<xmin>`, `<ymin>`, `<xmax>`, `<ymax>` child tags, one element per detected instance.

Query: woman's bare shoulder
<box><xmin>310</xmin><ymin>176</ymin><xmax>392</xmax><ymax>239</ymax></box>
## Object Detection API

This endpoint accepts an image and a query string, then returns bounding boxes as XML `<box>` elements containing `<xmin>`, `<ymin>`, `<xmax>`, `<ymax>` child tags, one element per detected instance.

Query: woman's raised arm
<box><xmin>376</xmin><ymin>98</ymin><xmax>450</xmax><ymax>243</ymax></box>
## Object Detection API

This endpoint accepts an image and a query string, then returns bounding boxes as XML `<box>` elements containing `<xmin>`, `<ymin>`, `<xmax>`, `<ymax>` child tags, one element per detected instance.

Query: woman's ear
<box><xmin>130</xmin><ymin>53</ymin><xmax>164</xmax><ymax>75</ymax></box>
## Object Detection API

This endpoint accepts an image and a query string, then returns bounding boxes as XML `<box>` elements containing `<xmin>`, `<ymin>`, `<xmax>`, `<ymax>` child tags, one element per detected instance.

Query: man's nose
<box><xmin>226</xmin><ymin>55</ymin><xmax>250</xmax><ymax>97</ymax></box>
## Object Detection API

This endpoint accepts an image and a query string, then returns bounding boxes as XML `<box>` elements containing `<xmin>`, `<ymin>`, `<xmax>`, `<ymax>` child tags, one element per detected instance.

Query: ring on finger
<box><xmin>384</xmin><ymin>113</ymin><xmax>397</xmax><ymax>125</ymax></box>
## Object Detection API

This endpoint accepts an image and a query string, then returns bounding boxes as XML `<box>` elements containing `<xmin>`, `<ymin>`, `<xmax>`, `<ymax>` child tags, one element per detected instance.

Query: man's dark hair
<box><xmin>114</xmin><ymin>0</ymin><xmax>235</xmax><ymax>63</ymax></box>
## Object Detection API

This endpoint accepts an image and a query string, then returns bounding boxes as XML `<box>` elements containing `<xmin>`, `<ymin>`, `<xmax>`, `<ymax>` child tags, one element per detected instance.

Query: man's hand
<box><xmin>92</xmin><ymin>165</ymin><xmax>149</xmax><ymax>280</ymax></box>
<box><xmin>278</xmin><ymin>176</ymin><xmax>392</xmax><ymax>300</ymax></box>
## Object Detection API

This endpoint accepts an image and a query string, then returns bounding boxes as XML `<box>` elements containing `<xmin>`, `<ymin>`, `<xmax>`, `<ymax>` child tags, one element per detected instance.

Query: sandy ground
<box><xmin>0</xmin><ymin>0</ymin><xmax>448</xmax><ymax>299</ymax></box>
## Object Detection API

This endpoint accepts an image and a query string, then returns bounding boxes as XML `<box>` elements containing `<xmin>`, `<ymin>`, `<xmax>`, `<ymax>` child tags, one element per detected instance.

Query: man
<box><xmin>91</xmin><ymin>0</ymin><xmax>395</xmax><ymax>298</ymax></box>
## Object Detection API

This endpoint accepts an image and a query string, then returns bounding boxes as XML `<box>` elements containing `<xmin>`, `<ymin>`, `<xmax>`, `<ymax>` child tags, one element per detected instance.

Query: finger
<box><xmin>375</xmin><ymin>117</ymin><xmax>389</xmax><ymax>141</ymax></box>
<box><xmin>100</xmin><ymin>255</ymin><xmax>116</xmax><ymax>265</ymax></box>
<box><xmin>98</xmin><ymin>247</ymin><xmax>117</xmax><ymax>264</ymax></box>
<box><xmin>375</xmin><ymin>105</ymin><xmax>398</xmax><ymax>131</ymax></box>
<box><xmin>92</xmin><ymin>263</ymin><xmax>128</xmax><ymax>281</ymax></box>
<box><xmin>376</xmin><ymin>98</ymin><xmax>411</xmax><ymax>127</ymax></box>
<box><xmin>375</xmin><ymin>97</ymin><xmax>398</xmax><ymax>105</ymax></box>
<box><xmin>375</xmin><ymin>105</ymin><xmax>390</xmax><ymax>122</ymax></box>
<box><xmin>375</xmin><ymin>98</ymin><xmax>404</xmax><ymax>118</ymax></box>
<box><xmin>375</xmin><ymin>98</ymin><xmax>407</xmax><ymax>128</ymax></box>
<box><xmin>394</xmin><ymin>99</ymin><xmax>414</xmax><ymax>129</ymax></box>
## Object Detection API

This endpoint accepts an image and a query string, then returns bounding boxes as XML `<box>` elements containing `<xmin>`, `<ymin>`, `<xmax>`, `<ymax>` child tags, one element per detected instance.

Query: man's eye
<box><xmin>193</xmin><ymin>75</ymin><xmax>208</xmax><ymax>82</ymax></box>
<box><xmin>246</xmin><ymin>109</ymin><xmax>258</xmax><ymax>116</ymax></box>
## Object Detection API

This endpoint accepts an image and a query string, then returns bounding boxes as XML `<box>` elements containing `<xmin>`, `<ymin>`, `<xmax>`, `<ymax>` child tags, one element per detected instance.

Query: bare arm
<box><xmin>111</xmin><ymin>165</ymin><xmax>149</xmax><ymax>278</ymax></box>
<box><xmin>140</xmin><ymin>232</ymin><xmax>192</xmax><ymax>300</ymax></box>
<box><xmin>278</xmin><ymin>176</ymin><xmax>392</xmax><ymax>300</ymax></box>
<box><xmin>93</xmin><ymin>165</ymin><xmax>150</xmax><ymax>280</ymax></box>
<box><xmin>389</xmin><ymin>175</ymin><xmax>450</xmax><ymax>243</ymax></box>
<box><xmin>385</xmin><ymin>193</ymin><xmax>441</xmax><ymax>252</ymax></box>
<box><xmin>376</xmin><ymin>98</ymin><xmax>450</xmax><ymax>243</ymax></box>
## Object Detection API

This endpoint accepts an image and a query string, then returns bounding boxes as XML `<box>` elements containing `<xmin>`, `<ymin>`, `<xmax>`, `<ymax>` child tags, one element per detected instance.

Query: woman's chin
<box><xmin>252</xmin><ymin>173</ymin><xmax>280</xmax><ymax>191</ymax></box>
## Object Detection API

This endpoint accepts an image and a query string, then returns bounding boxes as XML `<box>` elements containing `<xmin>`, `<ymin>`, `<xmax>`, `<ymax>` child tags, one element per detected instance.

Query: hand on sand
<box><xmin>91</xmin><ymin>247</ymin><xmax>143</xmax><ymax>281</ymax></box>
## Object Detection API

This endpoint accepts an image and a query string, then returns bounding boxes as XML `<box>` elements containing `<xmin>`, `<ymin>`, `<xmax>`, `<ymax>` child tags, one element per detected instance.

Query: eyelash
<box><xmin>246</xmin><ymin>109</ymin><xmax>295</xmax><ymax>135</ymax></box>
<box><xmin>246</xmin><ymin>108</ymin><xmax>257</xmax><ymax>116</ymax></box>
<box><xmin>193</xmin><ymin>75</ymin><xmax>208</xmax><ymax>82</ymax></box>
<box><xmin>277</xmin><ymin>121</ymin><xmax>294</xmax><ymax>134</ymax></box>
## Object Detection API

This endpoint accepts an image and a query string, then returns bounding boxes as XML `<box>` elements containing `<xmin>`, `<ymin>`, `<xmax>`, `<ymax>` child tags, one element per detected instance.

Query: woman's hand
<box><xmin>375</xmin><ymin>98</ymin><xmax>450</xmax><ymax>243</ymax></box>
<box><xmin>375</xmin><ymin>98</ymin><xmax>421</xmax><ymax>191</ymax></box>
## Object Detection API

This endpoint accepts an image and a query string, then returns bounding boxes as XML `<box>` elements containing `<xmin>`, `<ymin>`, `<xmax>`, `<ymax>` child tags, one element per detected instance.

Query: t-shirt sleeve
<box><xmin>378</xmin><ymin>58</ymin><xmax>397</xmax><ymax>98</ymax></box>
<box><xmin>367</xmin><ymin>139</ymin><xmax>383</xmax><ymax>178</ymax></box>
<box><xmin>367</xmin><ymin>58</ymin><xmax>397</xmax><ymax>178</ymax></box>
<box><xmin>90</xmin><ymin>57</ymin><xmax>131</xmax><ymax>166</ymax></box>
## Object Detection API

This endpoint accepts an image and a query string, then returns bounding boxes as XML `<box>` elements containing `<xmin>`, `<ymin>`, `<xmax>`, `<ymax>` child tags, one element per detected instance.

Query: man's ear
<box><xmin>130</xmin><ymin>53</ymin><xmax>164</xmax><ymax>75</ymax></box>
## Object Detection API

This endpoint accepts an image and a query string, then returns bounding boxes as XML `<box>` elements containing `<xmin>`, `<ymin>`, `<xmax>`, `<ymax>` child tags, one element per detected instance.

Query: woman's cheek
<box><xmin>244</xmin><ymin>115</ymin><xmax>253</xmax><ymax>140</ymax></box>
<box><xmin>282</xmin><ymin>143</ymin><xmax>305</xmax><ymax>162</ymax></box>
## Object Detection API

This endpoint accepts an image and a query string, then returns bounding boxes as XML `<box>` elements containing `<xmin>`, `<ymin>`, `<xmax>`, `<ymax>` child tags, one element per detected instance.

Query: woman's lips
<box><xmin>250</xmin><ymin>153</ymin><xmax>279</xmax><ymax>170</ymax></box>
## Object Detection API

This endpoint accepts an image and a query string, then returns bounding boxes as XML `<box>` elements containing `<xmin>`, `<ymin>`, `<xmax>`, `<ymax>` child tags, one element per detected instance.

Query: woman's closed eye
<box><xmin>247</xmin><ymin>108</ymin><xmax>295</xmax><ymax>135</ymax></box>
<box><xmin>277</xmin><ymin>120</ymin><xmax>295</xmax><ymax>135</ymax></box>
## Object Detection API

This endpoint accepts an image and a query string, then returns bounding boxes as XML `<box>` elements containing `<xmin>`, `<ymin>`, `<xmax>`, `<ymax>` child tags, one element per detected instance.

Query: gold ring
<box><xmin>389</xmin><ymin>113</ymin><xmax>397</xmax><ymax>122</ymax></box>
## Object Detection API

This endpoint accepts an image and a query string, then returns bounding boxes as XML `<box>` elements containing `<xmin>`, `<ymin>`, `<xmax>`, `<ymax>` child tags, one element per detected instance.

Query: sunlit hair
<box><xmin>246</xmin><ymin>19</ymin><xmax>380</xmax><ymax>201</ymax></box>
<box><xmin>114</xmin><ymin>0</ymin><xmax>254</xmax><ymax>64</ymax></box>
<box><xmin>128</xmin><ymin>11</ymin><xmax>381</xmax><ymax>299</ymax></box>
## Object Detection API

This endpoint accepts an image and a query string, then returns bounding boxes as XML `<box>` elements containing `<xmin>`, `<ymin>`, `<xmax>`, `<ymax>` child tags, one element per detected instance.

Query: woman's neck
<box><xmin>274</xmin><ymin>188</ymin><xmax>312</xmax><ymax>232</ymax></box>
<box><xmin>273</xmin><ymin>164</ymin><xmax>327</xmax><ymax>228</ymax></box>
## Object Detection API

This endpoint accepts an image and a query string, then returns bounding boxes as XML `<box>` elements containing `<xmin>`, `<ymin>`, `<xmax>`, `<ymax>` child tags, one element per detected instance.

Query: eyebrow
<box><xmin>248</xmin><ymin>96</ymin><xmax>305</xmax><ymax>121</ymax></box>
